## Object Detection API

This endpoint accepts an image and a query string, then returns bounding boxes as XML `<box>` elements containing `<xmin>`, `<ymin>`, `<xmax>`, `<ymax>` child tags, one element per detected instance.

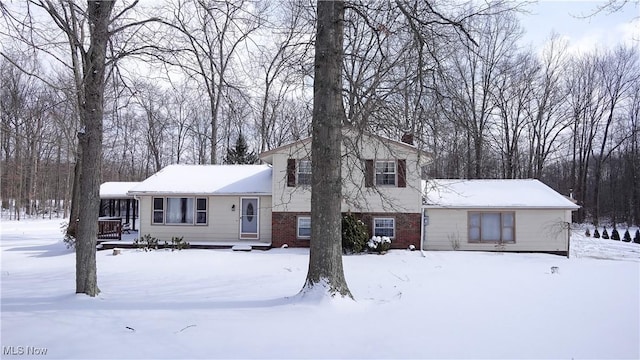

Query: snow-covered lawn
<box><xmin>1</xmin><ymin>219</ymin><xmax>639</xmax><ymax>359</ymax></box>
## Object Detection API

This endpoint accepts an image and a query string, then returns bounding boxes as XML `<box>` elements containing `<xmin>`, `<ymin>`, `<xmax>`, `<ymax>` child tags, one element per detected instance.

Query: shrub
<box><xmin>60</xmin><ymin>221</ymin><xmax>76</xmax><ymax>249</ymax></box>
<box><xmin>368</xmin><ymin>236</ymin><xmax>391</xmax><ymax>254</ymax></box>
<box><xmin>602</xmin><ymin>228</ymin><xmax>609</xmax><ymax>239</ymax></box>
<box><xmin>623</xmin><ymin>229</ymin><xmax>631</xmax><ymax>242</ymax></box>
<box><xmin>134</xmin><ymin>234</ymin><xmax>159</xmax><ymax>251</ymax></box>
<box><xmin>593</xmin><ymin>229</ymin><xmax>600</xmax><ymax>238</ymax></box>
<box><xmin>611</xmin><ymin>228</ymin><xmax>620</xmax><ymax>241</ymax></box>
<box><xmin>342</xmin><ymin>213</ymin><xmax>369</xmax><ymax>254</ymax></box>
<box><xmin>584</xmin><ymin>228</ymin><xmax>591</xmax><ymax>237</ymax></box>
<box><xmin>170</xmin><ymin>236</ymin><xmax>190</xmax><ymax>251</ymax></box>
<box><xmin>634</xmin><ymin>230</ymin><xmax>640</xmax><ymax>244</ymax></box>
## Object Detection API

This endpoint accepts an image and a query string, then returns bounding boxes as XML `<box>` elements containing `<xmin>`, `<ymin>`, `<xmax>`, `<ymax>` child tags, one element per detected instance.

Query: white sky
<box><xmin>518</xmin><ymin>0</ymin><xmax>640</xmax><ymax>52</ymax></box>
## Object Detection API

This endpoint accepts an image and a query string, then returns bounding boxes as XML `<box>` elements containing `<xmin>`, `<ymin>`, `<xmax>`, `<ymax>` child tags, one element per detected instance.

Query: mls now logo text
<box><xmin>3</xmin><ymin>346</ymin><xmax>48</xmax><ymax>356</ymax></box>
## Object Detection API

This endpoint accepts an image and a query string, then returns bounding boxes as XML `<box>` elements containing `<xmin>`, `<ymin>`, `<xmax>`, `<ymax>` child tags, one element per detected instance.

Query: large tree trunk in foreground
<box><xmin>301</xmin><ymin>0</ymin><xmax>352</xmax><ymax>298</ymax></box>
<box><xmin>75</xmin><ymin>1</ymin><xmax>114</xmax><ymax>296</ymax></box>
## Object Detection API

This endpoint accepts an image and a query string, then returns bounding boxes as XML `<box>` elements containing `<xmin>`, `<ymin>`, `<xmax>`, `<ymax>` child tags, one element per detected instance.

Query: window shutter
<box><xmin>397</xmin><ymin>159</ymin><xmax>407</xmax><ymax>188</ymax></box>
<box><xmin>365</xmin><ymin>160</ymin><xmax>374</xmax><ymax>188</ymax></box>
<box><xmin>287</xmin><ymin>158</ymin><xmax>296</xmax><ymax>187</ymax></box>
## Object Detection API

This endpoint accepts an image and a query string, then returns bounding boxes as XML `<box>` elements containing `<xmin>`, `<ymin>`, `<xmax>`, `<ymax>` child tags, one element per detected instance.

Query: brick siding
<box><xmin>272</xmin><ymin>211</ymin><xmax>421</xmax><ymax>249</ymax></box>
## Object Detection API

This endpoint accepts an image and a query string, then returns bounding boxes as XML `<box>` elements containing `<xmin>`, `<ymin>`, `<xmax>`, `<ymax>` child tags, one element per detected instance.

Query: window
<box><xmin>152</xmin><ymin>198</ymin><xmax>164</xmax><ymax>224</ymax></box>
<box><xmin>468</xmin><ymin>212</ymin><xmax>515</xmax><ymax>243</ymax></box>
<box><xmin>297</xmin><ymin>160</ymin><xmax>312</xmax><ymax>186</ymax></box>
<box><xmin>375</xmin><ymin>161</ymin><xmax>396</xmax><ymax>186</ymax></box>
<box><xmin>373</xmin><ymin>218</ymin><xmax>395</xmax><ymax>238</ymax></box>
<box><xmin>297</xmin><ymin>216</ymin><xmax>311</xmax><ymax>238</ymax></box>
<box><xmin>196</xmin><ymin>198</ymin><xmax>207</xmax><ymax>225</ymax></box>
<box><xmin>152</xmin><ymin>197</ymin><xmax>209</xmax><ymax>225</ymax></box>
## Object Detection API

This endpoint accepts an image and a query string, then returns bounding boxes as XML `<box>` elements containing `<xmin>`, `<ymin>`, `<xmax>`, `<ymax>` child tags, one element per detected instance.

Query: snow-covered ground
<box><xmin>1</xmin><ymin>219</ymin><xmax>639</xmax><ymax>359</ymax></box>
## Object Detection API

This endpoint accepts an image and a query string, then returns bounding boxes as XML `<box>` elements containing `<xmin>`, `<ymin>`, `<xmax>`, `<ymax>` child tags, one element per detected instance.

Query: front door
<box><xmin>240</xmin><ymin>197</ymin><xmax>259</xmax><ymax>239</ymax></box>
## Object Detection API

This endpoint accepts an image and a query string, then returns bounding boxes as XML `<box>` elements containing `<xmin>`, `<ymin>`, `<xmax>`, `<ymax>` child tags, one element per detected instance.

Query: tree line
<box><xmin>1</xmin><ymin>1</ymin><xmax>638</xmax><ymax>226</ymax></box>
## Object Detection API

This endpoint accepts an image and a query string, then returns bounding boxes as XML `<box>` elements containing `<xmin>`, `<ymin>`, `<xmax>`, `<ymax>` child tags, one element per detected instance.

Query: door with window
<box><xmin>240</xmin><ymin>197</ymin><xmax>259</xmax><ymax>239</ymax></box>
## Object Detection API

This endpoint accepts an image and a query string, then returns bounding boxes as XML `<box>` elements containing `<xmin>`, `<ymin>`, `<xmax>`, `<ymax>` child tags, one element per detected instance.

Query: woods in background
<box><xmin>1</xmin><ymin>1</ymin><xmax>638</xmax><ymax>226</ymax></box>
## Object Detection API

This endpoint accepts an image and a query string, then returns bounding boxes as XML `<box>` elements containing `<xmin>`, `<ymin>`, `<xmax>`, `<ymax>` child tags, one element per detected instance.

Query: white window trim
<box><xmin>151</xmin><ymin>196</ymin><xmax>208</xmax><ymax>226</ymax></box>
<box><xmin>297</xmin><ymin>159</ymin><xmax>312</xmax><ymax>186</ymax></box>
<box><xmin>375</xmin><ymin>160</ymin><xmax>397</xmax><ymax>186</ymax></box>
<box><xmin>373</xmin><ymin>217</ymin><xmax>395</xmax><ymax>238</ymax></box>
<box><xmin>297</xmin><ymin>216</ymin><xmax>311</xmax><ymax>239</ymax></box>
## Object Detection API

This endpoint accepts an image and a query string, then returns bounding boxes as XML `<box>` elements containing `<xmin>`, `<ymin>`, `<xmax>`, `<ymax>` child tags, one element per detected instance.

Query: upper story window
<box><xmin>287</xmin><ymin>158</ymin><xmax>312</xmax><ymax>187</ymax></box>
<box><xmin>297</xmin><ymin>160</ymin><xmax>312</xmax><ymax>186</ymax></box>
<box><xmin>375</xmin><ymin>161</ymin><xmax>396</xmax><ymax>186</ymax></box>
<box><xmin>365</xmin><ymin>159</ymin><xmax>406</xmax><ymax>188</ymax></box>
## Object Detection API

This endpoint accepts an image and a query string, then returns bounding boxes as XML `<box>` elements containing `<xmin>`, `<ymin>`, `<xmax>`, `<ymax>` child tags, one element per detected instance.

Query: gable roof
<box><xmin>128</xmin><ymin>164</ymin><xmax>272</xmax><ymax>196</ymax></box>
<box><xmin>100</xmin><ymin>182</ymin><xmax>140</xmax><ymax>199</ymax></box>
<box><xmin>259</xmin><ymin>127</ymin><xmax>429</xmax><ymax>164</ymax></box>
<box><xmin>423</xmin><ymin>179</ymin><xmax>579</xmax><ymax>209</ymax></box>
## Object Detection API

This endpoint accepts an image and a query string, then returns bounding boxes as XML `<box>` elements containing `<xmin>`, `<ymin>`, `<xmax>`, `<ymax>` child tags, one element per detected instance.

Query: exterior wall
<box><xmin>137</xmin><ymin>195</ymin><xmax>272</xmax><ymax>244</ymax></box>
<box><xmin>269</xmin><ymin>133</ymin><xmax>426</xmax><ymax>214</ymax></box>
<box><xmin>423</xmin><ymin>208</ymin><xmax>572</xmax><ymax>253</ymax></box>
<box><xmin>272</xmin><ymin>211</ymin><xmax>421</xmax><ymax>249</ymax></box>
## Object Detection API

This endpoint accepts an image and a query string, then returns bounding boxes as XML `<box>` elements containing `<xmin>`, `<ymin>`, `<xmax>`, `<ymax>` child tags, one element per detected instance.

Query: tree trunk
<box><xmin>75</xmin><ymin>0</ymin><xmax>114</xmax><ymax>297</ymax></box>
<box><xmin>301</xmin><ymin>0</ymin><xmax>352</xmax><ymax>299</ymax></box>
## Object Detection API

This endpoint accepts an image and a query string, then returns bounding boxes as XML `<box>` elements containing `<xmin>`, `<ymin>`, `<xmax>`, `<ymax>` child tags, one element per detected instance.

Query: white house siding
<box><xmin>423</xmin><ymin>208</ymin><xmax>571</xmax><ymax>253</ymax></box>
<box><xmin>269</xmin><ymin>133</ymin><xmax>425</xmax><ymax>214</ymax></box>
<box><xmin>137</xmin><ymin>195</ymin><xmax>272</xmax><ymax>244</ymax></box>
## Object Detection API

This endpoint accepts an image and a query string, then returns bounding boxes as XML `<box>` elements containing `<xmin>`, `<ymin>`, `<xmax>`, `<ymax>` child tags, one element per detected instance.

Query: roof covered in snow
<box><xmin>422</xmin><ymin>179</ymin><xmax>579</xmax><ymax>209</ymax></box>
<box><xmin>128</xmin><ymin>165</ymin><xmax>272</xmax><ymax>196</ymax></box>
<box><xmin>100</xmin><ymin>182</ymin><xmax>141</xmax><ymax>199</ymax></box>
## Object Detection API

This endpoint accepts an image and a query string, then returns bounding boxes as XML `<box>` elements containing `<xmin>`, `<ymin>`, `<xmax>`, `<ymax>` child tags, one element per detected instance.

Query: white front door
<box><xmin>240</xmin><ymin>197</ymin><xmax>259</xmax><ymax>239</ymax></box>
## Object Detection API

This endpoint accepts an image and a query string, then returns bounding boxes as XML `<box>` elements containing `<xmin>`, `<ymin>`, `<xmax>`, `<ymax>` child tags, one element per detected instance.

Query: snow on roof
<box><xmin>422</xmin><ymin>179</ymin><xmax>579</xmax><ymax>209</ymax></box>
<box><xmin>128</xmin><ymin>164</ymin><xmax>272</xmax><ymax>195</ymax></box>
<box><xmin>100</xmin><ymin>182</ymin><xmax>140</xmax><ymax>199</ymax></box>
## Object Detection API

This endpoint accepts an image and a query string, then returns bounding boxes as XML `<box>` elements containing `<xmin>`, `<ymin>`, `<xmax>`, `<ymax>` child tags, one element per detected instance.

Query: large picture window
<box><xmin>373</xmin><ymin>218</ymin><xmax>395</xmax><ymax>238</ymax></box>
<box><xmin>468</xmin><ymin>212</ymin><xmax>515</xmax><ymax>243</ymax></box>
<box><xmin>375</xmin><ymin>161</ymin><xmax>396</xmax><ymax>186</ymax></box>
<box><xmin>153</xmin><ymin>197</ymin><xmax>207</xmax><ymax>225</ymax></box>
<box><xmin>297</xmin><ymin>216</ymin><xmax>311</xmax><ymax>239</ymax></box>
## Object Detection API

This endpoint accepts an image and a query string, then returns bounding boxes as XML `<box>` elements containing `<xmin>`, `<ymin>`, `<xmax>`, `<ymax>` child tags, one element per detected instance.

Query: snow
<box><xmin>423</xmin><ymin>179</ymin><xmax>580</xmax><ymax>209</ymax></box>
<box><xmin>2</xmin><ymin>219</ymin><xmax>639</xmax><ymax>359</ymax></box>
<box><xmin>99</xmin><ymin>182</ymin><xmax>140</xmax><ymax>199</ymax></box>
<box><xmin>127</xmin><ymin>164</ymin><xmax>272</xmax><ymax>196</ymax></box>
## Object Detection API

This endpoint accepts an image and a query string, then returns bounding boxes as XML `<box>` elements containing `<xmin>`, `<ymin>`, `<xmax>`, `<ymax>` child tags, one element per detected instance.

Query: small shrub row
<box><xmin>586</xmin><ymin>227</ymin><xmax>640</xmax><ymax>244</ymax></box>
<box><xmin>133</xmin><ymin>234</ymin><xmax>190</xmax><ymax>251</ymax></box>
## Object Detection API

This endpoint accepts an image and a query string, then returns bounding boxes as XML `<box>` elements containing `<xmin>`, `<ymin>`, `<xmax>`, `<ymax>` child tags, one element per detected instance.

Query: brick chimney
<box><xmin>401</xmin><ymin>133</ymin><xmax>414</xmax><ymax>145</ymax></box>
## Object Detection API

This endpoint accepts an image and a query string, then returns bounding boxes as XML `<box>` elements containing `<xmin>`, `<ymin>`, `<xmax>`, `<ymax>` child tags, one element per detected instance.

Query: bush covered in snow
<box><xmin>623</xmin><ymin>229</ymin><xmax>631</xmax><ymax>242</ymax></box>
<box><xmin>368</xmin><ymin>236</ymin><xmax>391</xmax><ymax>254</ymax></box>
<box><xmin>602</xmin><ymin>229</ymin><xmax>610</xmax><ymax>239</ymax></box>
<box><xmin>634</xmin><ymin>230</ymin><xmax>640</xmax><ymax>244</ymax></box>
<box><xmin>341</xmin><ymin>213</ymin><xmax>369</xmax><ymax>254</ymax></box>
<box><xmin>584</xmin><ymin>228</ymin><xmax>591</xmax><ymax>237</ymax></box>
<box><xmin>594</xmin><ymin>229</ymin><xmax>601</xmax><ymax>238</ymax></box>
<box><xmin>134</xmin><ymin>234</ymin><xmax>159</xmax><ymax>251</ymax></box>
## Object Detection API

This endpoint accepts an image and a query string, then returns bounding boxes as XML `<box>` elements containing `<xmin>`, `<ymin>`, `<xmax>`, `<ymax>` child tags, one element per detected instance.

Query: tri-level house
<box><xmin>124</xmin><ymin>129</ymin><xmax>428</xmax><ymax>249</ymax></box>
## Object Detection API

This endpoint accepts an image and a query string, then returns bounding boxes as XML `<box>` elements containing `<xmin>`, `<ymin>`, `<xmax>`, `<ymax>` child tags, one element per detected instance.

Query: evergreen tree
<box><xmin>584</xmin><ymin>228</ymin><xmax>591</xmax><ymax>237</ymax></box>
<box><xmin>224</xmin><ymin>132</ymin><xmax>258</xmax><ymax>164</ymax></box>
<box><xmin>622</xmin><ymin>229</ymin><xmax>631</xmax><ymax>242</ymax></box>
<box><xmin>634</xmin><ymin>229</ymin><xmax>640</xmax><ymax>244</ymax></box>
<box><xmin>602</xmin><ymin>228</ymin><xmax>609</xmax><ymax>239</ymax></box>
<box><xmin>594</xmin><ymin>229</ymin><xmax>601</xmax><ymax>238</ymax></box>
<box><xmin>611</xmin><ymin>228</ymin><xmax>620</xmax><ymax>240</ymax></box>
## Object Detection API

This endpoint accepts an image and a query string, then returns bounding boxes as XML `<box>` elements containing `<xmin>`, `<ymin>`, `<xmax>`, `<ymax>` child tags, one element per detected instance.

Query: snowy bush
<box><xmin>611</xmin><ymin>228</ymin><xmax>620</xmax><ymax>241</ymax></box>
<box><xmin>623</xmin><ymin>229</ymin><xmax>631</xmax><ymax>242</ymax></box>
<box><xmin>602</xmin><ymin>229</ymin><xmax>610</xmax><ymax>239</ymax></box>
<box><xmin>368</xmin><ymin>236</ymin><xmax>391</xmax><ymax>254</ymax></box>
<box><xmin>634</xmin><ymin>230</ymin><xmax>640</xmax><ymax>244</ymax></box>
<box><xmin>134</xmin><ymin>234</ymin><xmax>159</xmax><ymax>251</ymax></box>
<box><xmin>169</xmin><ymin>236</ymin><xmax>190</xmax><ymax>251</ymax></box>
<box><xmin>593</xmin><ymin>229</ymin><xmax>601</xmax><ymax>238</ymax></box>
<box><xmin>584</xmin><ymin>228</ymin><xmax>591</xmax><ymax>237</ymax></box>
<box><xmin>342</xmin><ymin>214</ymin><xmax>369</xmax><ymax>254</ymax></box>
<box><xmin>60</xmin><ymin>221</ymin><xmax>75</xmax><ymax>249</ymax></box>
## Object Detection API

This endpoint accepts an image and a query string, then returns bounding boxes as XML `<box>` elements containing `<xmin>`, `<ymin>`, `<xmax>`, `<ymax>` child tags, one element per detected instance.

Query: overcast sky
<box><xmin>518</xmin><ymin>0</ymin><xmax>640</xmax><ymax>52</ymax></box>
